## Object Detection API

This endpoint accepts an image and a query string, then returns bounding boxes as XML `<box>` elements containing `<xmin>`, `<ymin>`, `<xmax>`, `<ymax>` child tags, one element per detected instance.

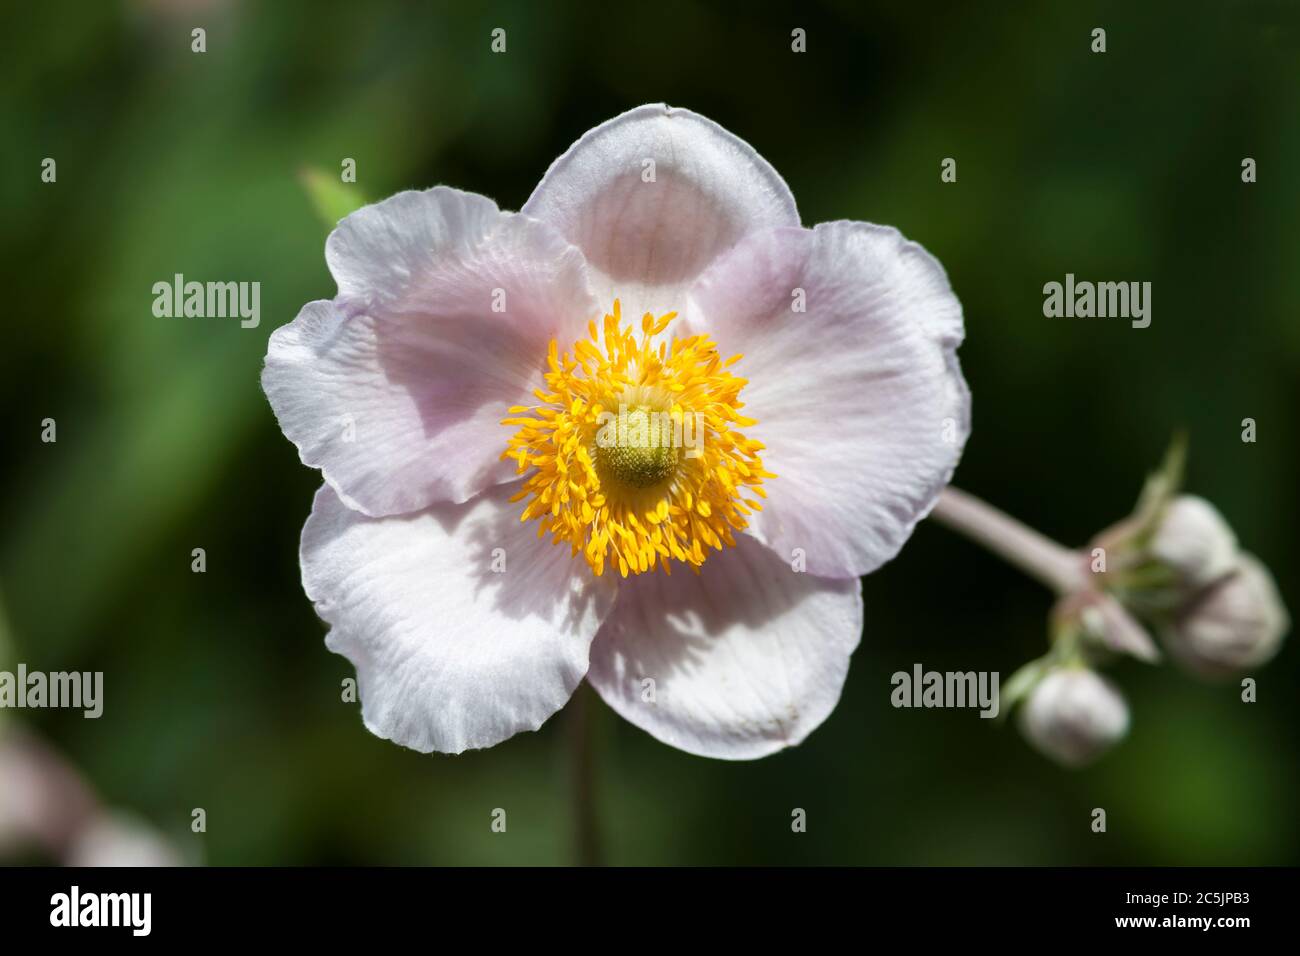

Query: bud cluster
<box><xmin>1006</xmin><ymin>437</ymin><xmax>1288</xmax><ymax>767</ymax></box>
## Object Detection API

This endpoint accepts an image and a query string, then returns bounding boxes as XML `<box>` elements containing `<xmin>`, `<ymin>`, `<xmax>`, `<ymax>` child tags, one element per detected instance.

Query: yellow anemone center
<box><xmin>595</xmin><ymin>405</ymin><xmax>681</xmax><ymax>488</ymax></box>
<box><xmin>501</xmin><ymin>300</ymin><xmax>771</xmax><ymax>577</ymax></box>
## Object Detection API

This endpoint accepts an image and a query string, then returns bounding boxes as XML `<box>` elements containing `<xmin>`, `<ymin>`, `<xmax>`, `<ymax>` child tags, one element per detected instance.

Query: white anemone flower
<box><xmin>263</xmin><ymin>104</ymin><xmax>970</xmax><ymax>759</ymax></box>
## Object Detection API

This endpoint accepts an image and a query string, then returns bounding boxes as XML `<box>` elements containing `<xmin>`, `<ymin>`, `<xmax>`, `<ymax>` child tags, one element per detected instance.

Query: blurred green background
<box><xmin>2</xmin><ymin>0</ymin><xmax>1297</xmax><ymax>865</ymax></box>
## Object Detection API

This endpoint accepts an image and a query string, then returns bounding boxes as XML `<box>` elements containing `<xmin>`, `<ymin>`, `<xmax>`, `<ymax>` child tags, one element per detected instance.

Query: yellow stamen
<box><xmin>501</xmin><ymin>300</ymin><xmax>772</xmax><ymax>577</ymax></box>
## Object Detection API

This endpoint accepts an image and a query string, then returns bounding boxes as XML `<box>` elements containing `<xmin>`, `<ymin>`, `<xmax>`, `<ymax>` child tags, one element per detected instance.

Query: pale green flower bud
<box><xmin>1164</xmin><ymin>554</ymin><xmax>1288</xmax><ymax>678</ymax></box>
<box><xmin>1018</xmin><ymin>668</ymin><xmax>1129</xmax><ymax>767</ymax></box>
<box><xmin>1149</xmin><ymin>495</ymin><xmax>1238</xmax><ymax>588</ymax></box>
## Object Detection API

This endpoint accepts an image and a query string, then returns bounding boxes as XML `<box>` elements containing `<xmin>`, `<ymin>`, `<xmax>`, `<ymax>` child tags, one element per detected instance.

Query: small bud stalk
<box><xmin>927</xmin><ymin>434</ymin><xmax>1288</xmax><ymax>768</ymax></box>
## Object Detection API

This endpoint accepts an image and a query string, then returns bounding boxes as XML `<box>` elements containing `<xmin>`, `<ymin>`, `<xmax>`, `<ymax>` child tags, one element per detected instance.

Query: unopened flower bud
<box><xmin>1018</xmin><ymin>668</ymin><xmax>1129</xmax><ymax>767</ymax></box>
<box><xmin>1149</xmin><ymin>495</ymin><xmax>1238</xmax><ymax>588</ymax></box>
<box><xmin>1067</xmin><ymin>592</ymin><xmax>1160</xmax><ymax>662</ymax></box>
<box><xmin>1164</xmin><ymin>553</ymin><xmax>1288</xmax><ymax>678</ymax></box>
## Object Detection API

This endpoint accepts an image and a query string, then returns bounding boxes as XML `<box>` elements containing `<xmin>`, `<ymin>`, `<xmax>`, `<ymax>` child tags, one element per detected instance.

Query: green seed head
<box><xmin>596</xmin><ymin>406</ymin><xmax>680</xmax><ymax>489</ymax></box>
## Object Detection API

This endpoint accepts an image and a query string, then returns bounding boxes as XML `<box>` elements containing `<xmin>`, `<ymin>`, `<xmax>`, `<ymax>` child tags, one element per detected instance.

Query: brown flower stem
<box><xmin>568</xmin><ymin>682</ymin><xmax>603</xmax><ymax>867</ymax></box>
<box><xmin>930</xmin><ymin>486</ymin><xmax>1087</xmax><ymax>595</ymax></box>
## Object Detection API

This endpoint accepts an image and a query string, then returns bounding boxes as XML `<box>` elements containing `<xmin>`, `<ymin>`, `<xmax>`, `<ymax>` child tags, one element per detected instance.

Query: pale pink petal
<box><xmin>301</xmin><ymin>482</ymin><xmax>615</xmax><ymax>754</ymax></box>
<box><xmin>68</xmin><ymin>813</ymin><xmax>184</xmax><ymax>867</ymax></box>
<box><xmin>324</xmin><ymin>187</ymin><xmax>505</xmax><ymax>312</ymax></box>
<box><xmin>587</xmin><ymin>534</ymin><xmax>862</xmax><ymax>760</ymax></box>
<box><xmin>264</xmin><ymin>188</ymin><xmax>600</xmax><ymax>516</ymax></box>
<box><xmin>688</xmin><ymin>222</ymin><xmax>970</xmax><ymax>578</ymax></box>
<box><xmin>523</xmin><ymin>104</ymin><xmax>799</xmax><ymax>320</ymax></box>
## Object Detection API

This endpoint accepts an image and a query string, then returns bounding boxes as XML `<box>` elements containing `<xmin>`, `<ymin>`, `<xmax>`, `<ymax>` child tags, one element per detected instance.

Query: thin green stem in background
<box><xmin>568</xmin><ymin>682</ymin><xmax>603</xmax><ymax>867</ymax></box>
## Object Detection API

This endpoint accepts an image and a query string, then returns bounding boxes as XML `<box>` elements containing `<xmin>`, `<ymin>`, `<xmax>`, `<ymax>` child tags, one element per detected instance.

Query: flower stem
<box><xmin>930</xmin><ymin>486</ymin><xmax>1086</xmax><ymax>595</ymax></box>
<box><xmin>568</xmin><ymin>682</ymin><xmax>602</xmax><ymax>867</ymax></box>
